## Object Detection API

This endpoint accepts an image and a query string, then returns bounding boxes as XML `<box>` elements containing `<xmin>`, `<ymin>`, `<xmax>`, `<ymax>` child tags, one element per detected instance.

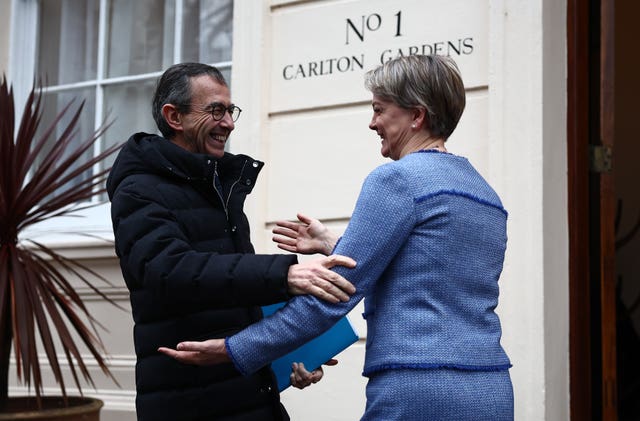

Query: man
<box><xmin>106</xmin><ymin>63</ymin><xmax>355</xmax><ymax>421</ymax></box>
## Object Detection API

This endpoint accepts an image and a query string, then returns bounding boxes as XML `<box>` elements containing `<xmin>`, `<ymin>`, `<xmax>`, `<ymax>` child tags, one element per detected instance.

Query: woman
<box><xmin>160</xmin><ymin>55</ymin><xmax>513</xmax><ymax>420</ymax></box>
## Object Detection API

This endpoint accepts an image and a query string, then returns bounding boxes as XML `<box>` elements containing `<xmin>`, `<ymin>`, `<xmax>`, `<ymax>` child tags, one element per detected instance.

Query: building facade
<box><xmin>1</xmin><ymin>1</ymin><xmax>638</xmax><ymax>420</ymax></box>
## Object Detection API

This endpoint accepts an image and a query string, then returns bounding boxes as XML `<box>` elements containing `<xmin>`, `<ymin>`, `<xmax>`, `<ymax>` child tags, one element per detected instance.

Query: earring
<box><xmin>411</xmin><ymin>124</ymin><xmax>416</xmax><ymax>128</ymax></box>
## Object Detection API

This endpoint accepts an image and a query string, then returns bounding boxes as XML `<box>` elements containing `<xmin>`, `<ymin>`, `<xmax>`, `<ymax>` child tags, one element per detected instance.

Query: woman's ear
<box><xmin>412</xmin><ymin>107</ymin><xmax>429</xmax><ymax>130</ymax></box>
<box><xmin>162</xmin><ymin>104</ymin><xmax>183</xmax><ymax>132</ymax></box>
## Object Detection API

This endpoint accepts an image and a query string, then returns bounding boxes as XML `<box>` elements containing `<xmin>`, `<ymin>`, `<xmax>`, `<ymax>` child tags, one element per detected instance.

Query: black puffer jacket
<box><xmin>107</xmin><ymin>133</ymin><xmax>296</xmax><ymax>421</ymax></box>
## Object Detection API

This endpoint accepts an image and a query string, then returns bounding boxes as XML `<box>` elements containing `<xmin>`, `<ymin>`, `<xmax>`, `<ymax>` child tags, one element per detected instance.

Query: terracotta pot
<box><xmin>0</xmin><ymin>396</ymin><xmax>103</xmax><ymax>420</ymax></box>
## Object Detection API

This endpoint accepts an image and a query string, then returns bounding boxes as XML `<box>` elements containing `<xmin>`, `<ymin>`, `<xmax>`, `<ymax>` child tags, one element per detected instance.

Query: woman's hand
<box><xmin>289</xmin><ymin>359</ymin><xmax>338</xmax><ymax>389</ymax></box>
<box><xmin>158</xmin><ymin>339</ymin><xmax>229</xmax><ymax>365</ymax></box>
<box><xmin>273</xmin><ymin>213</ymin><xmax>339</xmax><ymax>256</ymax></box>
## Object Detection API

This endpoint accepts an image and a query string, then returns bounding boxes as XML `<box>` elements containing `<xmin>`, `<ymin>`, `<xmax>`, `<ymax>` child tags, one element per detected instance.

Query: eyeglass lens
<box><xmin>212</xmin><ymin>104</ymin><xmax>241</xmax><ymax>122</ymax></box>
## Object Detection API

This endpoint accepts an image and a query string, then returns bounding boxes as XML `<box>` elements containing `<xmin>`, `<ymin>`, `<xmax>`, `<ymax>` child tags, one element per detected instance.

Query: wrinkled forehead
<box><xmin>189</xmin><ymin>75</ymin><xmax>231</xmax><ymax>106</ymax></box>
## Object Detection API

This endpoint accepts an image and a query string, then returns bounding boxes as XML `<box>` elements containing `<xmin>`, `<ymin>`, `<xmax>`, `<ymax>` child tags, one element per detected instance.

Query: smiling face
<box><xmin>369</xmin><ymin>94</ymin><xmax>416</xmax><ymax>160</ymax></box>
<box><xmin>170</xmin><ymin>75</ymin><xmax>234</xmax><ymax>158</ymax></box>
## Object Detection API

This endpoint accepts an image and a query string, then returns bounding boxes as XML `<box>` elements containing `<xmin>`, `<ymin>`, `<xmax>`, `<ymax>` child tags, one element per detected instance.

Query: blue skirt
<box><xmin>361</xmin><ymin>368</ymin><xmax>513</xmax><ymax>421</ymax></box>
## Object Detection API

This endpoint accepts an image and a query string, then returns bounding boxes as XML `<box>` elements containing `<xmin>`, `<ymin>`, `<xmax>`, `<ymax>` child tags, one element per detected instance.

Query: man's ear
<box><xmin>162</xmin><ymin>104</ymin><xmax>183</xmax><ymax>132</ymax></box>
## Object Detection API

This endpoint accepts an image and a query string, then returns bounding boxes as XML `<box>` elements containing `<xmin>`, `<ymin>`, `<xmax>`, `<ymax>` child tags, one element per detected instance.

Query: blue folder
<box><xmin>262</xmin><ymin>302</ymin><xmax>359</xmax><ymax>391</ymax></box>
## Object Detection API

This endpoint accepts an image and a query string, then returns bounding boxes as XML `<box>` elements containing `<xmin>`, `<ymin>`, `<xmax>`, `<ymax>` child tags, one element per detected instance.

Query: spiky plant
<box><xmin>0</xmin><ymin>77</ymin><xmax>122</xmax><ymax>410</ymax></box>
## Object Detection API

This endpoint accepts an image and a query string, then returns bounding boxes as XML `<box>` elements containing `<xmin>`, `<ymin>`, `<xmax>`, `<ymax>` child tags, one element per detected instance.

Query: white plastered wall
<box><xmin>230</xmin><ymin>2</ymin><xmax>369</xmax><ymax>417</ymax></box>
<box><xmin>0</xmin><ymin>2</ymin><xmax>11</xmax><ymax>74</ymax></box>
<box><xmin>487</xmin><ymin>0</ymin><xmax>569</xmax><ymax>420</ymax></box>
<box><xmin>2</xmin><ymin>0</ymin><xmax>570</xmax><ymax>419</ymax></box>
<box><xmin>231</xmin><ymin>0</ymin><xmax>570</xmax><ymax>420</ymax></box>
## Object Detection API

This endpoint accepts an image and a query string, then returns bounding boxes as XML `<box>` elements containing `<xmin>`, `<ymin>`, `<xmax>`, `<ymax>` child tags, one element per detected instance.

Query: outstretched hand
<box><xmin>273</xmin><ymin>213</ymin><xmax>339</xmax><ymax>256</ymax></box>
<box><xmin>287</xmin><ymin>255</ymin><xmax>356</xmax><ymax>303</ymax></box>
<box><xmin>290</xmin><ymin>359</ymin><xmax>338</xmax><ymax>389</ymax></box>
<box><xmin>158</xmin><ymin>339</ymin><xmax>229</xmax><ymax>365</ymax></box>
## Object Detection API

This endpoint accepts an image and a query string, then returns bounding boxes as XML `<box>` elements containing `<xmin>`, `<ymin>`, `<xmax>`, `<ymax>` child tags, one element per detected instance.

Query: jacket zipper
<box><xmin>211</xmin><ymin>160</ymin><xmax>248</xmax><ymax>222</ymax></box>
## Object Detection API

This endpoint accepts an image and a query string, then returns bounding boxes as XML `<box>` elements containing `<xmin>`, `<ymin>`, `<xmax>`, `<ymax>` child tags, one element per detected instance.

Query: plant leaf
<box><xmin>0</xmin><ymin>76</ymin><xmax>123</xmax><ymax>404</ymax></box>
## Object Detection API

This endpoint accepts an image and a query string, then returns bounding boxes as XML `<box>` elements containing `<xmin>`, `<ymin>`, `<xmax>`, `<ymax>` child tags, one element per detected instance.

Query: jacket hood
<box><xmin>106</xmin><ymin>132</ymin><xmax>263</xmax><ymax>200</ymax></box>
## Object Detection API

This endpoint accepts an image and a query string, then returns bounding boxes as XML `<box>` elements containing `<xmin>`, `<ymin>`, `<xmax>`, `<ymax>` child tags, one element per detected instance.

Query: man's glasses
<box><xmin>209</xmin><ymin>103</ymin><xmax>242</xmax><ymax>122</ymax></box>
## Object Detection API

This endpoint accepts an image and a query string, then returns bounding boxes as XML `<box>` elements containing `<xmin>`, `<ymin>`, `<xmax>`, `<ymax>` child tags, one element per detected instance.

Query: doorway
<box><xmin>568</xmin><ymin>1</ymin><xmax>640</xmax><ymax>420</ymax></box>
<box><xmin>612</xmin><ymin>1</ymin><xmax>640</xmax><ymax>419</ymax></box>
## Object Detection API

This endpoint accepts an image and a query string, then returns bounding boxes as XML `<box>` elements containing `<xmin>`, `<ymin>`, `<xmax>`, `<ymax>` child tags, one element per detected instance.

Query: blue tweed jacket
<box><xmin>227</xmin><ymin>150</ymin><xmax>511</xmax><ymax>378</ymax></box>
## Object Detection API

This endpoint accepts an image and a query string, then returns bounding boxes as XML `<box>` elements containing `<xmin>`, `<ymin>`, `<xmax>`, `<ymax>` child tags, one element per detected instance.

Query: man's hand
<box><xmin>290</xmin><ymin>359</ymin><xmax>338</xmax><ymax>389</ymax></box>
<box><xmin>158</xmin><ymin>339</ymin><xmax>229</xmax><ymax>365</ymax></box>
<box><xmin>287</xmin><ymin>255</ymin><xmax>356</xmax><ymax>303</ymax></box>
<box><xmin>273</xmin><ymin>213</ymin><xmax>339</xmax><ymax>256</ymax></box>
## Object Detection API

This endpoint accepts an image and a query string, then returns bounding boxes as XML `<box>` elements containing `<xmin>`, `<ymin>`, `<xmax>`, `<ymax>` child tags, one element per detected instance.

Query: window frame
<box><xmin>9</xmin><ymin>0</ymin><xmax>233</xmax><ymax>247</ymax></box>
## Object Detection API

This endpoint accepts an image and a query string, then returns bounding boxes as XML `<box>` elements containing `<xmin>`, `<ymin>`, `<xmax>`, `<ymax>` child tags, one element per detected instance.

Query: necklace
<box><xmin>417</xmin><ymin>137</ymin><xmax>446</xmax><ymax>152</ymax></box>
<box><xmin>422</xmin><ymin>145</ymin><xmax>447</xmax><ymax>153</ymax></box>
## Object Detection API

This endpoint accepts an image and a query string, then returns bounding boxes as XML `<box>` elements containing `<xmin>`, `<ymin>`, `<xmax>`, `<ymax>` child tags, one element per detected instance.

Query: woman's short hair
<box><xmin>152</xmin><ymin>63</ymin><xmax>227</xmax><ymax>139</ymax></box>
<box><xmin>365</xmin><ymin>55</ymin><xmax>466</xmax><ymax>139</ymax></box>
